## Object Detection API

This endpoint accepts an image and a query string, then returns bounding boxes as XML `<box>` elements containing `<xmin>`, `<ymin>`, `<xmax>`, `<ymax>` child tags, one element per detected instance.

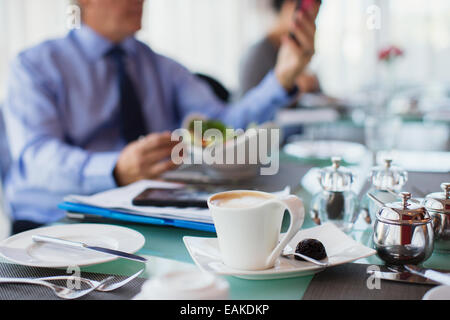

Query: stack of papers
<box><xmin>60</xmin><ymin>180</ymin><xmax>290</xmax><ymax>232</ymax></box>
<box><xmin>61</xmin><ymin>180</ymin><xmax>213</xmax><ymax>231</ymax></box>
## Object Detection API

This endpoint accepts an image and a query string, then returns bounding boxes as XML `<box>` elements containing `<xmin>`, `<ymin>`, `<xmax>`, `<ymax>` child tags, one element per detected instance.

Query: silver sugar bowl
<box><xmin>369</xmin><ymin>192</ymin><xmax>434</xmax><ymax>265</ymax></box>
<box><xmin>422</xmin><ymin>183</ymin><xmax>450</xmax><ymax>252</ymax></box>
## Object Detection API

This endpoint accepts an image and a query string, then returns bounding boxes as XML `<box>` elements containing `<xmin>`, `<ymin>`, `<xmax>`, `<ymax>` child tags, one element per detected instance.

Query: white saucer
<box><xmin>183</xmin><ymin>223</ymin><xmax>376</xmax><ymax>280</ymax></box>
<box><xmin>0</xmin><ymin>224</ymin><xmax>145</xmax><ymax>268</ymax></box>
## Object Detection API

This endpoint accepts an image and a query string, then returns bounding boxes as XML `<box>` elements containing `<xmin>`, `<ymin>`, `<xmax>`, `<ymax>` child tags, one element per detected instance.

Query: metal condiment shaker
<box><xmin>422</xmin><ymin>183</ymin><xmax>450</xmax><ymax>252</ymax></box>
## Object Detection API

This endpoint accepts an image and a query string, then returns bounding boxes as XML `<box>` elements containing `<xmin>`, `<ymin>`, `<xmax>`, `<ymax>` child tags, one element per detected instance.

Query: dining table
<box><xmin>0</xmin><ymin>115</ymin><xmax>449</xmax><ymax>300</ymax></box>
<box><xmin>2</xmin><ymin>150</ymin><xmax>449</xmax><ymax>300</ymax></box>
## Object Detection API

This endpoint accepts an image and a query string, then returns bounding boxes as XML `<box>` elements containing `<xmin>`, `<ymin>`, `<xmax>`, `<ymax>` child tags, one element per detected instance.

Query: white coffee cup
<box><xmin>208</xmin><ymin>190</ymin><xmax>305</xmax><ymax>271</ymax></box>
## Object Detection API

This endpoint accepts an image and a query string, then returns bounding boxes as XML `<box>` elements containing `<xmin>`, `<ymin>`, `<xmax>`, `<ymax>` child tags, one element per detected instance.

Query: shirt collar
<box><xmin>72</xmin><ymin>24</ymin><xmax>138</xmax><ymax>61</ymax></box>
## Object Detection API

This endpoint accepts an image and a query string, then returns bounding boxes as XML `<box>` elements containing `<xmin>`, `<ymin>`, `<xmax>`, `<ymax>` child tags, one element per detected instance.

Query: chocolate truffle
<box><xmin>295</xmin><ymin>239</ymin><xmax>327</xmax><ymax>261</ymax></box>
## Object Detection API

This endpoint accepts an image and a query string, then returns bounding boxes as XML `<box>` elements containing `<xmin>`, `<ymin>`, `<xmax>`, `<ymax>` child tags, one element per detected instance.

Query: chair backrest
<box><xmin>0</xmin><ymin>103</ymin><xmax>11</xmax><ymax>237</ymax></box>
<box><xmin>195</xmin><ymin>73</ymin><xmax>230</xmax><ymax>103</ymax></box>
<box><xmin>0</xmin><ymin>105</ymin><xmax>11</xmax><ymax>181</ymax></box>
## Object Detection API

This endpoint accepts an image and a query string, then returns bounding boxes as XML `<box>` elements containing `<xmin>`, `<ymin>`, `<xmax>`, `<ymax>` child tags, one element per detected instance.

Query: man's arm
<box><xmin>170</xmin><ymin>63</ymin><xmax>294</xmax><ymax>130</ymax></box>
<box><xmin>4</xmin><ymin>55</ymin><xmax>119</xmax><ymax>195</ymax></box>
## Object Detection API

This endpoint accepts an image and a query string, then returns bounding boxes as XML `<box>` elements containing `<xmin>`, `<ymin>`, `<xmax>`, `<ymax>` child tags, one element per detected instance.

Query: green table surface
<box><xmin>69</xmin><ymin>159</ymin><xmax>321</xmax><ymax>300</ymax></box>
<box><xmin>4</xmin><ymin>155</ymin><xmax>450</xmax><ymax>300</ymax></box>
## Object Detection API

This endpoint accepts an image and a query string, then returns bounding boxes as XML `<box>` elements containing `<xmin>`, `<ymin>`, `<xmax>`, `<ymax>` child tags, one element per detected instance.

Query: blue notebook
<box><xmin>59</xmin><ymin>201</ymin><xmax>216</xmax><ymax>233</ymax></box>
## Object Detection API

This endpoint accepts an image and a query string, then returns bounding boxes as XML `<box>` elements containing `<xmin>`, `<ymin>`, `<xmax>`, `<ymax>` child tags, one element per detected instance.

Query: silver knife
<box><xmin>32</xmin><ymin>235</ymin><xmax>147</xmax><ymax>263</ymax></box>
<box><xmin>368</xmin><ymin>269</ymin><xmax>439</xmax><ymax>285</ymax></box>
<box><xmin>405</xmin><ymin>265</ymin><xmax>450</xmax><ymax>286</ymax></box>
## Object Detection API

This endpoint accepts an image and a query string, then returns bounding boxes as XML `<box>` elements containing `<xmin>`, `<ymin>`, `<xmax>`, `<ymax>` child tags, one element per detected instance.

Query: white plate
<box><xmin>0</xmin><ymin>224</ymin><xmax>145</xmax><ymax>268</ymax></box>
<box><xmin>423</xmin><ymin>285</ymin><xmax>450</xmax><ymax>300</ymax></box>
<box><xmin>183</xmin><ymin>223</ymin><xmax>376</xmax><ymax>280</ymax></box>
<box><xmin>284</xmin><ymin>140</ymin><xmax>367</xmax><ymax>164</ymax></box>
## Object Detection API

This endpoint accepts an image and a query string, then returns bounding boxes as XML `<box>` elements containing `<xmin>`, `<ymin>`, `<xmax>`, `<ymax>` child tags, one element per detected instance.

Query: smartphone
<box><xmin>289</xmin><ymin>0</ymin><xmax>320</xmax><ymax>44</ymax></box>
<box><xmin>296</xmin><ymin>0</ymin><xmax>315</xmax><ymax>12</ymax></box>
<box><xmin>132</xmin><ymin>186</ymin><xmax>221</xmax><ymax>208</ymax></box>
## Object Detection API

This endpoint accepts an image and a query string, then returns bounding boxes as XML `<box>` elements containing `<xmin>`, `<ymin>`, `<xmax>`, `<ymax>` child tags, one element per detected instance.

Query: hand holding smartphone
<box><xmin>289</xmin><ymin>0</ymin><xmax>321</xmax><ymax>46</ymax></box>
<box><xmin>297</xmin><ymin>0</ymin><xmax>314</xmax><ymax>12</ymax></box>
<box><xmin>275</xmin><ymin>0</ymin><xmax>321</xmax><ymax>91</ymax></box>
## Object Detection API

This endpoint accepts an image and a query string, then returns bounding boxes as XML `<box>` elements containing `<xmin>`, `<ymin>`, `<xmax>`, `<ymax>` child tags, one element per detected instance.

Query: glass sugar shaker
<box><xmin>310</xmin><ymin>157</ymin><xmax>359</xmax><ymax>233</ymax></box>
<box><xmin>361</xmin><ymin>159</ymin><xmax>408</xmax><ymax>225</ymax></box>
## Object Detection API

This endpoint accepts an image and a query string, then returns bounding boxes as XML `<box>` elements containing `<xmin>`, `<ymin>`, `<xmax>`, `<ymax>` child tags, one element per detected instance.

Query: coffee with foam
<box><xmin>210</xmin><ymin>191</ymin><xmax>273</xmax><ymax>209</ymax></box>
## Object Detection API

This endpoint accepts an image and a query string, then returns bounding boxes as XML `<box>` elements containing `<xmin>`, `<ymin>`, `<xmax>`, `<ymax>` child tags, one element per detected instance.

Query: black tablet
<box><xmin>132</xmin><ymin>187</ymin><xmax>214</xmax><ymax>208</ymax></box>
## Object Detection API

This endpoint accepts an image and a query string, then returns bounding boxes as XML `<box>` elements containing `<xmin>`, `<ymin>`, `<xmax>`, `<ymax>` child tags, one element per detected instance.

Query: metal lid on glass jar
<box><xmin>377</xmin><ymin>192</ymin><xmax>432</xmax><ymax>225</ymax></box>
<box><xmin>422</xmin><ymin>183</ymin><xmax>450</xmax><ymax>214</ymax></box>
<box><xmin>370</xmin><ymin>159</ymin><xmax>408</xmax><ymax>191</ymax></box>
<box><xmin>318</xmin><ymin>157</ymin><xmax>354</xmax><ymax>192</ymax></box>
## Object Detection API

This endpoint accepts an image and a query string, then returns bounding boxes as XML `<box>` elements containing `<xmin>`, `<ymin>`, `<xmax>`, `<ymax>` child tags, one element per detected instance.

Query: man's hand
<box><xmin>275</xmin><ymin>1</ymin><xmax>320</xmax><ymax>91</ymax></box>
<box><xmin>113</xmin><ymin>132</ymin><xmax>179</xmax><ymax>186</ymax></box>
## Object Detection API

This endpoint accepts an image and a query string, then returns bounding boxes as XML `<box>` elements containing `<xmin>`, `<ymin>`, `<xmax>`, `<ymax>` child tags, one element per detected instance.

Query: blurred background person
<box><xmin>2</xmin><ymin>0</ymin><xmax>319</xmax><ymax>233</ymax></box>
<box><xmin>239</xmin><ymin>0</ymin><xmax>321</xmax><ymax>98</ymax></box>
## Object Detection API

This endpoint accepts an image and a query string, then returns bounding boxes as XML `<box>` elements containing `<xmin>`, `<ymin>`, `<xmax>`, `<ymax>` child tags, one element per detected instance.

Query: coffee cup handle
<box><xmin>266</xmin><ymin>195</ymin><xmax>305</xmax><ymax>268</ymax></box>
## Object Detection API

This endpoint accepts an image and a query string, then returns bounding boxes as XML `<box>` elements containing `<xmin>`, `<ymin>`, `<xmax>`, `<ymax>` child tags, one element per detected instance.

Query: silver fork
<box><xmin>38</xmin><ymin>268</ymin><xmax>144</xmax><ymax>292</ymax></box>
<box><xmin>0</xmin><ymin>276</ymin><xmax>112</xmax><ymax>299</ymax></box>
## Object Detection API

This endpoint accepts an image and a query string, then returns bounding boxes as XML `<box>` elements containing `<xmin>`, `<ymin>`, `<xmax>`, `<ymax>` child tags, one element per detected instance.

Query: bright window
<box><xmin>1</xmin><ymin>0</ymin><xmax>449</xmax><ymax>99</ymax></box>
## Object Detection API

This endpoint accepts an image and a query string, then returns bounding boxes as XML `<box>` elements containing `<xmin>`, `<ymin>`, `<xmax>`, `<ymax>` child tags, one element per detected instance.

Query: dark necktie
<box><xmin>107</xmin><ymin>46</ymin><xmax>147</xmax><ymax>143</ymax></box>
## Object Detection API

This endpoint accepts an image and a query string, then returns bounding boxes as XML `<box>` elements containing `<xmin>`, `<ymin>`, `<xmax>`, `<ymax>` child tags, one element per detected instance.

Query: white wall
<box><xmin>1</xmin><ymin>0</ymin><xmax>450</xmax><ymax>98</ymax></box>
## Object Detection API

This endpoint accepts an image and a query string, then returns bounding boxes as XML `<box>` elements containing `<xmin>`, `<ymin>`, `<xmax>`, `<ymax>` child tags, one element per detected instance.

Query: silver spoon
<box><xmin>38</xmin><ymin>268</ymin><xmax>144</xmax><ymax>292</ymax></box>
<box><xmin>0</xmin><ymin>276</ymin><xmax>112</xmax><ymax>299</ymax></box>
<box><xmin>282</xmin><ymin>250</ymin><xmax>329</xmax><ymax>267</ymax></box>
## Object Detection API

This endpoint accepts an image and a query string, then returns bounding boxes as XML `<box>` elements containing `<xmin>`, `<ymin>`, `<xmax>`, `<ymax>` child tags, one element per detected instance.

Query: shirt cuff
<box><xmin>261</xmin><ymin>71</ymin><xmax>296</xmax><ymax>104</ymax></box>
<box><xmin>287</xmin><ymin>84</ymin><xmax>300</xmax><ymax>97</ymax></box>
<box><xmin>81</xmin><ymin>151</ymin><xmax>120</xmax><ymax>194</ymax></box>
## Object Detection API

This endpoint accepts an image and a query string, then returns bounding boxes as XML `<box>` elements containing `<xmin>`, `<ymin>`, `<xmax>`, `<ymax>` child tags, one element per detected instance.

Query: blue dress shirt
<box><xmin>3</xmin><ymin>25</ymin><xmax>294</xmax><ymax>223</ymax></box>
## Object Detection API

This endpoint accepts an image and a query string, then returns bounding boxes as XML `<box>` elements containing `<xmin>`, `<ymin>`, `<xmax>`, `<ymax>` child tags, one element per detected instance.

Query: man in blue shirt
<box><xmin>4</xmin><ymin>0</ymin><xmax>319</xmax><ymax>233</ymax></box>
